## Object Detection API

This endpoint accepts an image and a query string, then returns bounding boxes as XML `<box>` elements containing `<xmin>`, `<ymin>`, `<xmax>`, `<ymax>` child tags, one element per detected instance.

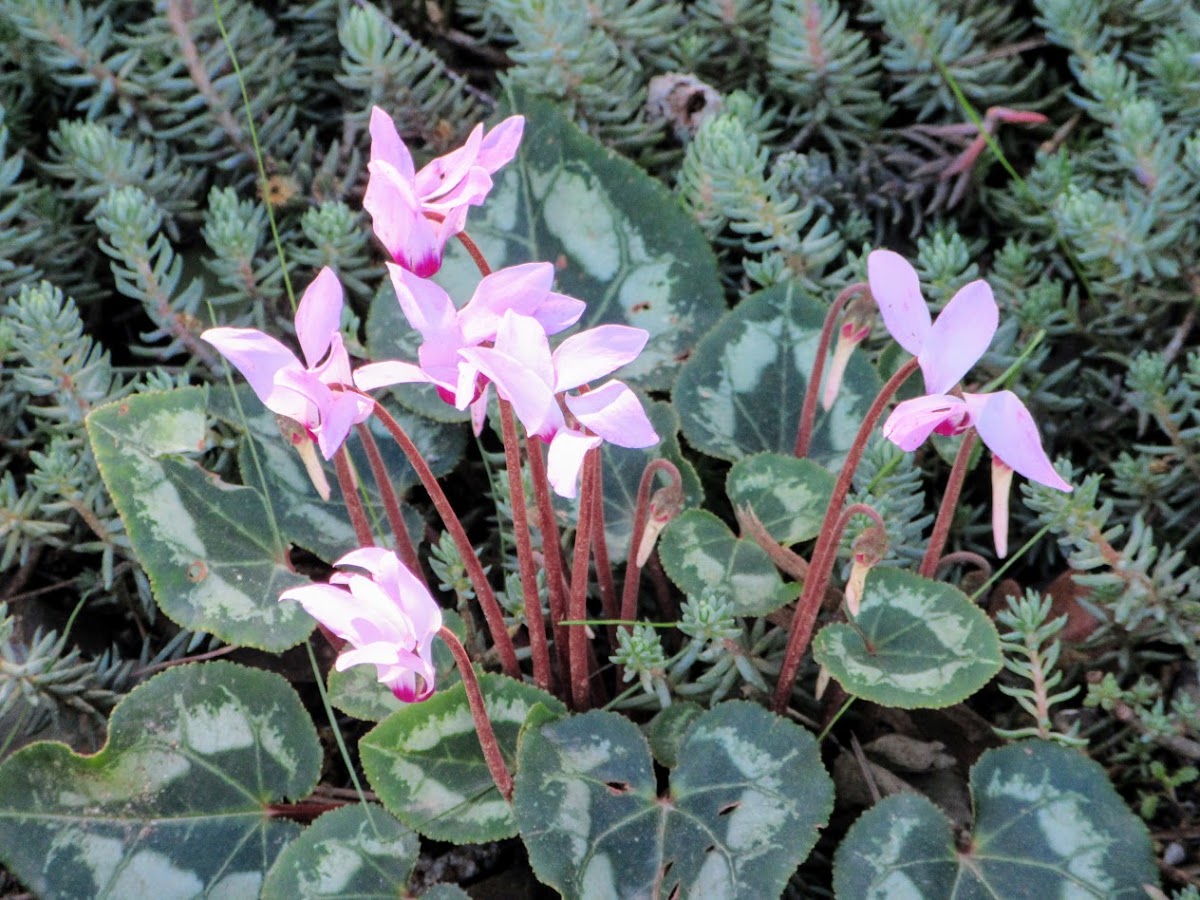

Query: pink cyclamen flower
<box><xmin>460</xmin><ymin>310</ymin><xmax>659</xmax><ymax>498</ymax></box>
<box><xmin>353</xmin><ymin>261</ymin><xmax>585</xmax><ymax>432</ymax></box>
<box><xmin>364</xmin><ymin>106</ymin><xmax>524</xmax><ymax>277</ymax></box>
<box><xmin>280</xmin><ymin>547</ymin><xmax>442</xmax><ymax>703</ymax></box>
<box><xmin>868</xmin><ymin>249</ymin><xmax>1071</xmax><ymax>555</ymax></box>
<box><xmin>201</xmin><ymin>267</ymin><xmax>374</xmax><ymax>461</ymax></box>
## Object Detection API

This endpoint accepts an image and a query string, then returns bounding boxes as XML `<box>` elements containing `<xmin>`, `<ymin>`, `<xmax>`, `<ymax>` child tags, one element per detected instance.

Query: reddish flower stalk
<box><xmin>525</xmin><ymin>434</ymin><xmax>572</xmax><ymax>687</ymax></box>
<box><xmin>334</xmin><ymin>447</ymin><xmax>374</xmax><ymax>547</ymax></box>
<box><xmin>437</xmin><ymin>625</ymin><xmax>514</xmax><ymax>802</ymax></box>
<box><xmin>772</xmin><ymin>358</ymin><xmax>920</xmax><ymax>714</ymax></box>
<box><xmin>499</xmin><ymin>398</ymin><xmax>553</xmax><ymax>692</ymax></box>
<box><xmin>920</xmin><ymin>429</ymin><xmax>979</xmax><ymax>578</ymax></box>
<box><xmin>364</xmin><ymin>393</ymin><xmax>520</xmax><ymax>678</ymax></box>
<box><xmin>354</xmin><ymin>422</ymin><xmax>426</xmax><ymax>589</ymax></box>
<box><xmin>568</xmin><ymin>451</ymin><xmax>598</xmax><ymax>710</ymax></box>
<box><xmin>454</xmin><ymin>229</ymin><xmax>492</xmax><ymax>277</ymax></box>
<box><xmin>588</xmin><ymin>450</ymin><xmax>618</xmax><ymax>643</ymax></box>
<box><xmin>794</xmin><ymin>283</ymin><xmax>868</xmax><ymax>458</ymax></box>
<box><xmin>619</xmin><ymin>459</ymin><xmax>683</xmax><ymax>628</ymax></box>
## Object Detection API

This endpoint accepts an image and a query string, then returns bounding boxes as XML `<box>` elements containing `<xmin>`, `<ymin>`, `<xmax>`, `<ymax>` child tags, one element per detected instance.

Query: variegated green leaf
<box><xmin>833</xmin><ymin>741</ymin><xmax>1159</xmax><ymax>898</ymax></box>
<box><xmin>658</xmin><ymin>509</ymin><xmax>799</xmax><ymax>615</ymax></box>
<box><xmin>359</xmin><ymin>674</ymin><xmax>565</xmax><ymax>843</ymax></box>
<box><xmin>0</xmin><ymin>662</ymin><xmax>320</xmax><ymax>900</ymax></box>
<box><xmin>643</xmin><ymin>701</ymin><xmax>704</xmax><ymax>769</ymax></box>
<box><xmin>675</xmin><ymin>282</ymin><xmax>880</xmax><ymax>463</ymax></box>
<box><xmin>86</xmin><ymin>387</ymin><xmax>311</xmax><ymax>650</ymax></box>
<box><xmin>514</xmin><ymin>701</ymin><xmax>833</xmax><ymax>899</ymax></box>
<box><xmin>262</xmin><ymin>804</ymin><xmax>468</xmax><ymax>899</ymax></box>
<box><xmin>726</xmin><ymin>452</ymin><xmax>836</xmax><ymax>545</ymax></box>
<box><xmin>813</xmin><ymin>567</ymin><xmax>1002</xmax><ymax>708</ymax></box>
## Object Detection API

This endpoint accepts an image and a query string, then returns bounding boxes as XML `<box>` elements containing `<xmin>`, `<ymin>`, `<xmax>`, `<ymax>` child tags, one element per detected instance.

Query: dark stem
<box><xmin>438</xmin><ymin>625</ymin><xmax>514</xmax><ymax>802</ymax></box>
<box><xmin>568</xmin><ymin>451</ymin><xmax>598</xmax><ymax>711</ymax></box>
<box><xmin>498</xmin><ymin>400</ymin><xmax>553</xmax><ymax>692</ymax></box>
<box><xmin>526</xmin><ymin>435</ymin><xmax>572</xmax><ymax>689</ymax></box>
<box><xmin>588</xmin><ymin>449</ymin><xmax>618</xmax><ymax>646</ymax></box>
<box><xmin>334</xmin><ymin>446</ymin><xmax>373</xmax><ymax>547</ymax></box>
<box><xmin>794</xmin><ymin>283</ymin><xmax>867</xmax><ymax>458</ymax></box>
<box><xmin>920</xmin><ymin>430</ymin><xmax>979</xmax><ymax>578</ymax></box>
<box><xmin>365</xmin><ymin>394</ymin><xmax>520</xmax><ymax>678</ymax></box>
<box><xmin>354</xmin><ymin>422</ymin><xmax>427</xmax><ymax>589</ymax></box>
<box><xmin>618</xmin><ymin>459</ymin><xmax>683</xmax><ymax>626</ymax></box>
<box><xmin>454</xmin><ymin>229</ymin><xmax>492</xmax><ymax>277</ymax></box>
<box><xmin>772</xmin><ymin>358</ymin><xmax>920</xmax><ymax>714</ymax></box>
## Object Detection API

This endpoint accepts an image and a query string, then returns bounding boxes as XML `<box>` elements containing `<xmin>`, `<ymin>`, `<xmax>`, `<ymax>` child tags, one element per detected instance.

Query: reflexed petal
<box><xmin>201</xmin><ymin>327</ymin><xmax>299</xmax><ymax>406</ymax></box>
<box><xmin>294</xmin><ymin>267</ymin><xmax>343</xmax><ymax>369</ymax></box>
<box><xmin>470</xmin><ymin>385</ymin><xmax>490</xmax><ymax>436</ymax></box>
<box><xmin>493</xmin><ymin>311</ymin><xmax>554</xmax><ymax>385</ymax></box>
<box><xmin>882</xmin><ymin>394</ymin><xmax>969</xmax><ymax>452</ymax></box>
<box><xmin>552</xmin><ymin>325</ymin><xmax>649</xmax><ymax>392</ymax></box>
<box><xmin>269</xmin><ymin>366</ymin><xmax>327</xmax><ymax>428</ymax></box>
<box><xmin>336</xmin><ymin>547</ymin><xmax>394</xmax><ymax>578</ymax></box>
<box><xmin>387</xmin><ymin>263</ymin><xmax>459</xmax><ymax>342</ymax></box>
<box><xmin>312</xmin><ymin>332</ymin><xmax>354</xmax><ymax>388</ymax></box>
<box><xmin>428</xmin><ymin>167</ymin><xmax>493</xmax><ymax>211</ymax></box>
<box><xmin>353</xmin><ymin>360</ymin><xmax>434</xmax><ymax>391</ymax></box>
<box><xmin>368</xmin><ymin>106</ymin><xmax>415</xmax><ymax>181</ymax></box>
<box><xmin>564</xmin><ymin>381</ymin><xmax>658</xmax><ymax>448</ymax></box>
<box><xmin>477</xmin><ymin>116</ymin><xmax>524</xmax><ymax>172</ymax></box>
<box><xmin>316</xmin><ymin>391</ymin><xmax>369</xmax><ymax>459</ymax></box>
<box><xmin>965</xmin><ymin>391</ymin><xmax>1072</xmax><ymax>491</ymax></box>
<box><xmin>460</xmin><ymin>262</ymin><xmax>555</xmax><ymax>344</ymax></box>
<box><xmin>460</xmin><ymin>345</ymin><xmax>561</xmax><ymax>439</ymax></box>
<box><xmin>279</xmin><ymin>582</ymin><xmax>358</xmax><ymax>637</ymax></box>
<box><xmin>920</xmin><ymin>279</ymin><xmax>998</xmax><ymax>393</ymax></box>
<box><xmin>414</xmin><ymin>124</ymin><xmax>482</xmax><ymax>200</ymax></box>
<box><xmin>365</xmin><ymin>161</ymin><xmax>442</xmax><ymax>275</ymax></box>
<box><xmin>533</xmin><ymin>291</ymin><xmax>586</xmax><ymax>336</ymax></box>
<box><xmin>546</xmin><ymin>429</ymin><xmax>601</xmax><ymax>498</ymax></box>
<box><xmin>335</xmin><ymin>642</ymin><xmax>400</xmax><ymax>672</ymax></box>
<box><xmin>868</xmin><ymin>249</ymin><xmax>931</xmax><ymax>356</ymax></box>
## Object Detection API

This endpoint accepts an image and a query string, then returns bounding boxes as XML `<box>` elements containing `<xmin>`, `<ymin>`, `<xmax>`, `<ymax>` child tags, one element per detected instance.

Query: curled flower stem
<box><xmin>354</xmin><ymin>422</ymin><xmax>427</xmax><ymax>590</ymax></box>
<box><xmin>834</xmin><ymin>502</ymin><xmax>886</xmax><ymax>538</ymax></box>
<box><xmin>772</xmin><ymin>358</ymin><xmax>920</xmax><ymax>714</ymax></box>
<box><xmin>526</xmin><ymin>436</ymin><xmax>571</xmax><ymax>688</ymax></box>
<box><xmin>920</xmin><ymin>430</ymin><xmax>979</xmax><ymax>578</ymax></box>
<box><xmin>334</xmin><ymin>447</ymin><xmax>373</xmax><ymax>547</ymax></box>
<box><xmin>568</xmin><ymin>451</ymin><xmax>599</xmax><ymax>710</ymax></box>
<box><xmin>794</xmin><ymin>283</ymin><xmax>868</xmax><ymax>458</ymax></box>
<box><xmin>498</xmin><ymin>399</ymin><xmax>553</xmax><ymax>692</ymax></box>
<box><xmin>933</xmin><ymin>550</ymin><xmax>993</xmax><ymax>580</ymax></box>
<box><xmin>619</xmin><ymin>459</ymin><xmax>683</xmax><ymax>628</ymax></box>
<box><xmin>364</xmin><ymin>394</ymin><xmax>520</xmax><ymax>678</ymax></box>
<box><xmin>438</xmin><ymin>625</ymin><xmax>514</xmax><ymax>802</ymax></box>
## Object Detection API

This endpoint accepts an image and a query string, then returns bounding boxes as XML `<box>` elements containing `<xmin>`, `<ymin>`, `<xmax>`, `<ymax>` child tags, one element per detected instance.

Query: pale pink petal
<box><xmin>477</xmin><ymin>115</ymin><xmax>525</xmax><ymax>172</ymax></box>
<box><xmin>964</xmin><ymin>391</ymin><xmax>1072</xmax><ymax>491</ymax></box>
<box><xmin>552</xmin><ymin>325</ymin><xmax>649</xmax><ymax>392</ymax></box>
<box><xmin>316</xmin><ymin>391</ymin><xmax>368</xmax><ymax>459</ymax></box>
<box><xmin>453</xmin><ymin>358</ymin><xmax>481</xmax><ymax>410</ymax></box>
<box><xmin>459</xmin><ymin>262</ymin><xmax>555</xmax><ymax>344</ymax></box>
<box><xmin>364</xmin><ymin>161</ymin><xmax>442</xmax><ymax>275</ymax></box>
<box><xmin>387</xmin><ymin>264</ymin><xmax>459</xmax><ymax>343</ymax></box>
<box><xmin>312</xmin><ymin>333</ymin><xmax>354</xmax><ymax>388</ymax></box>
<box><xmin>353</xmin><ymin>360</ymin><xmax>434</xmax><ymax>391</ymax></box>
<box><xmin>270</xmin><ymin>366</ymin><xmax>328</xmax><ymax>429</ymax></box>
<box><xmin>547</xmin><ymin>429</ymin><xmax>602</xmax><ymax>499</ymax></box>
<box><xmin>368</xmin><ymin>106</ymin><xmax>415</xmax><ymax>181</ymax></box>
<box><xmin>564</xmin><ymin>381</ymin><xmax>658</xmax><ymax>448</ymax></box>
<box><xmin>336</xmin><ymin>546</ymin><xmax>394</xmax><ymax>578</ymax></box>
<box><xmin>882</xmin><ymin>394</ymin><xmax>969</xmax><ymax>452</ymax></box>
<box><xmin>280</xmin><ymin>582</ymin><xmax>360</xmax><ymax>638</ymax></box>
<box><xmin>427</xmin><ymin>167</ymin><xmax>493</xmax><ymax>211</ymax></box>
<box><xmin>868</xmin><ymin>249</ymin><xmax>931</xmax><ymax>356</ymax></box>
<box><xmin>414</xmin><ymin>124</ymin><xmax>482</xmax><ymax>200</ymax></box>
<box><xmin>335</xmin><ymin>642</ymin><xmax>400</xmax><ymax>672</ymax></box>
<box><xmin>532</xmin><ymin>291</ymin><xmax>586</xmax><ymax>336</ymax></box>
<box><xmin>920</xmin><ymin>280</ymin><xmax>998</xmax><ymax>393</ymax></box>
<box><xmin>201</xmin><ymin>327</ymin><xmax>299</xmax><ymax>406</ymax></box>
<box><xmin>294</xmin><ymin>267</ymin><xmax>343</xmax><ymax>369</ymax></box>
<box><xmin>991</xmin><ymin>456</ymin><xmax>1015</xmax><ymax>558</ymax></box>
<box><xmin>470</xmin><ymin>385</ymin><xmax>490</xmax><ymax>435</ymax></box>
<box><xmin>460</xmin><ymin>345</ymin><xmax>562</xmax><ymax>439</ymax></box>
<box><xmin>493</xmin><ymin>311</ymin><xmax>554</xmax><ymax>386</ymax></box>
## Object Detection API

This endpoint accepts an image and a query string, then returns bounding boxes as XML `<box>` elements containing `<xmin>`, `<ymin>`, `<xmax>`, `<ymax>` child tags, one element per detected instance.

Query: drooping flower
<box><xmin>363</xmin><ymin>106</ymin><xmax>524</xmax><ymax>277</ymax></box>
<box><xmin>459</xmin><ymin>310</ymin><xmax>659</xmax><ymax>498</ymax></box>
<box><xmin>201</xmin><ymin>267</ymin><xmax>375</xmax><ymax>463</ymax></box>
<box><xmin>353</xmin><ymin>261</ymin><xmax>585</xmax><ymax>431</ymax></box>
<box><xmin>868</xmin><ymin>249</ymin><xmax>1071</xmax><ymax>554</ymax></box>
<box><xmin>280</xmin><ymin>547</ymin><xmax>442</xmax><ymax>703</ymax></box>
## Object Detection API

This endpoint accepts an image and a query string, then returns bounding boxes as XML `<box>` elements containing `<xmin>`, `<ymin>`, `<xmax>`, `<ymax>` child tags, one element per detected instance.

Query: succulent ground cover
<box><xmin>0</xmin><ymin>1</ymin><xmax>1198</xmax><ymax>897</ymax></box>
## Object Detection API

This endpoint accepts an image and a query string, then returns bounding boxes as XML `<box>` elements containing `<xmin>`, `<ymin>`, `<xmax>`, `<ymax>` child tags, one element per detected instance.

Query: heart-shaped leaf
<box><xmin>813</xmin><ymin>567</ymin><xmax>1003</xmax><ymax>708</ymax></box>
<box><xmin>262</xmin><ymin>804</ymin><xmax>469</xmax><ymax>899</ymax></box>
<box><xmin>727</xmin><ymin>452</ymin><xmax>835</xmax><ymax>545</ymax></box>
<box><xmin>675</xmin><ymin>282</ymin><xmax>880</xmax><ymax>464</ymax></box>
<box><xmin>86</xmin><ymin>387</ymin><xmax>312</xmax><ymax>650</ymax></box>
<box><xmin>514</xmin><ymin>701</ymin><xmax>833</xmax><ymax>899</ymax></box>
<box><xmin>0</xmin><ymin>662</ymin><xmax>320</xmax><ymax>899</ymax></box>
<box><xmin>360</xmin><ymin>673</ymin><xmax>565</xmax><ymax>843</ymax></box>
<box><xmin>834</xmin><ymin>740</ymin><xmax>1159</xmax><ymax>898</ymax></box>
<box><xmin>658</xmin><ymin>509</ymin><xmax>799</xmax><ymax>615</ymax></box>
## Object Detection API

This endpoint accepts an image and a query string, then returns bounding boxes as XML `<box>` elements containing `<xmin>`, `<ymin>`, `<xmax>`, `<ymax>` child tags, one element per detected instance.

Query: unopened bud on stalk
<box><xmin>822</xmin><ymin>293</ymin><xmax>875</xmax><ymax>410</ymax></box>
<box><xmin>276</xmin><ymin>414</ymin><xmax>331</xmax><ymax>500</ymax></box>
<box><xmin>636</xmin><ymin>483</ymin><xmax>685</xmax><ymax>566</ymax></box>
<box><xmin>845</xmin><ymin>524</ymin><xmax>888</xmax><ymax>617</ymax></box>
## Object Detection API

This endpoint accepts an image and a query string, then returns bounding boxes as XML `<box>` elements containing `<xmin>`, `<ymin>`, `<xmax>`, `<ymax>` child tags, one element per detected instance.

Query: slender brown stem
<box><xmin>588</xmin><ymin>450</ymin><xmax>618</xmax><ymax>644</ymax></box>
<box><xmin>334</xmin><ymin>447</ymin><xmax>373</xmax><ymax>547</ymax></box>
<box><xmin>355</xmin><ymin>422</ymin><xmax>426</xmax><ymax>589</ymax></box>
<box><xmin>526</xmin><ymin>436</ymin><xmax>571</xmax><ymax>688</ymax></box>
<box><xmin>568</xmin><ymin>451</ymin><xmax>598</xmax><ymax>711</ymax></box>
<box><xmin>619</xmin><ymin>459</ymin><xmax>683</xmax><ymax>626</ymax></box>
<box><xmin>365</xmin><ymin>396</ymin><xmax>520</xmax><ymax>678</ymax></box>
<box><xmin>933</xmin><ymin>550</ymin><xmax>993</xmax><ymax>579</ymax></box>
<box><xmin>920</xmin><ymin>430</ymin><xmax>979</xmax><ymax>578</ymax></box>
<box><xmin>772</xmin><ymin>358</ymin><xmax>920</xmax><ymax>714</ymax></box>
<box><xmin>498</xmin><ymin>400</ymin><xmax>552</xmax><ymax>692</ymax></box>
<box><xmin>438</xmin><ymin>625</ymin><xmax>514</xmax><ymax>802</ymax></box>
<box><xmin>453</xmin><ymin>229</ymin><xmax>492</xmax><ymax>277</ymax></box>
<box><xmin>834</xmin><ymin>502</ymin><xmax>886</xmax><ymax>538</ymax></box>
<box><xmin>794</xmin><ymin>283</ymin><xmax>867</xmax><ymax>458</ymax></box>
